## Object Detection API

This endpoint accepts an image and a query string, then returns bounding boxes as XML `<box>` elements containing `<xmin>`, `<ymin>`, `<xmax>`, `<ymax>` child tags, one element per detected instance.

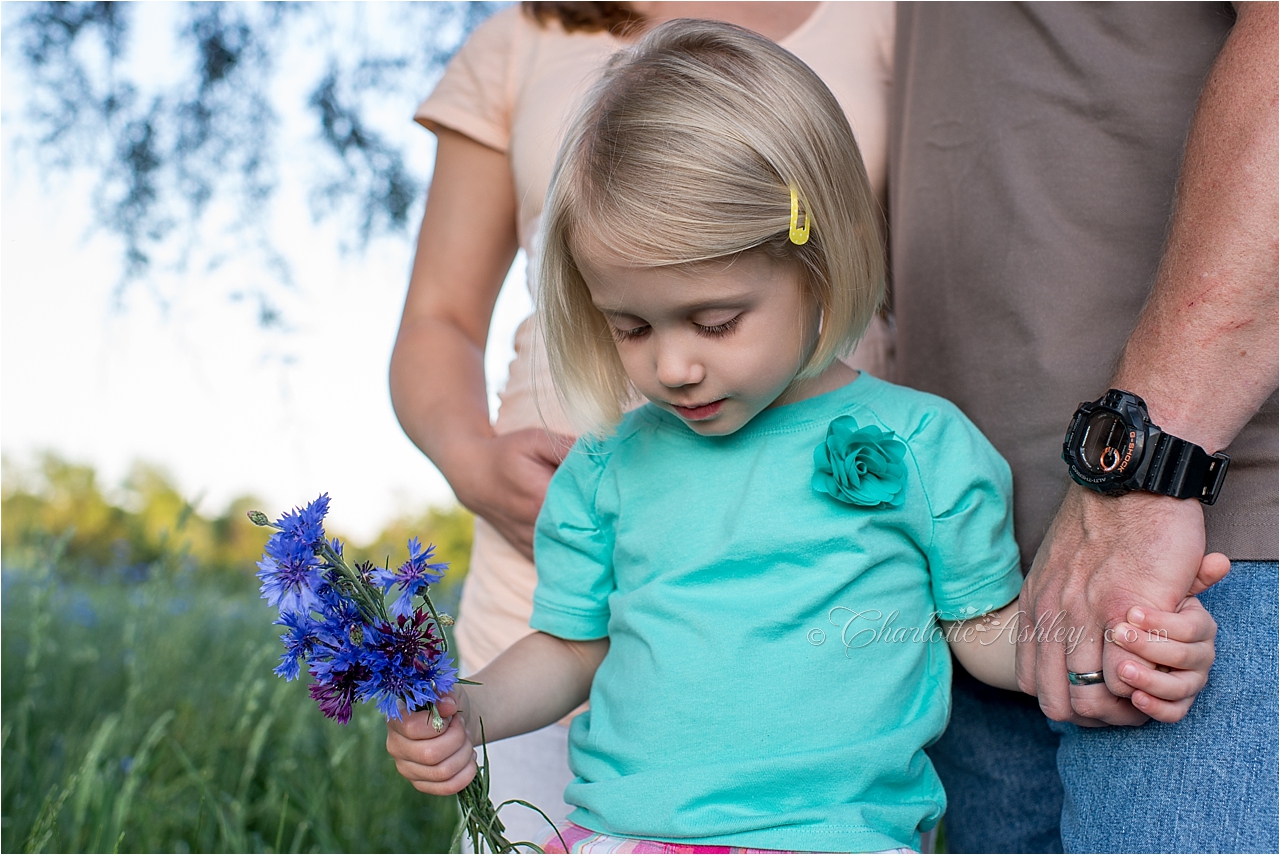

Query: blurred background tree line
<box><xmin>2</xmin><ymin>452</ymin><xmax>475</xmax><ymax>590</ymax></box>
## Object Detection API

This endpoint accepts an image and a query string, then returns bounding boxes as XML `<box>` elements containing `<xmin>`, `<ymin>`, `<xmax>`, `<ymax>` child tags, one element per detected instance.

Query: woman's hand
<box><xmin>386</xmin><ymin>692</ymin><xmax>477</xmax><ymax>796</ymax></box>
<box><xmin>452</xmin><ymin>429</ymin><xmax>575</xmax><ymax>560</ymax></box>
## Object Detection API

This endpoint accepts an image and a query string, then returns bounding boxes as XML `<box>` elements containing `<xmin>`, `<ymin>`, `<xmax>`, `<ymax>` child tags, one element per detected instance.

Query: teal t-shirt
<box><xmin>530</xmin><ymin>375</ymin><xmax>1023</xmax><ymax>853</ymax></box>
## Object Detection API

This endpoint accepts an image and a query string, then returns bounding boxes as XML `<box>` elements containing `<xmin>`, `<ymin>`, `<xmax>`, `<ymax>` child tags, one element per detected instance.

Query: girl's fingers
<box><xmin>1118</xmin><ymin>658</ymin><xmax>1208</xmax><ymax>702</ymax></box>
<box><xmin>389</xmin><ymin>694</ymin><xmax>460</xmax><ymax>739</ymax></box>
<box><xmin>1111</xmin><ymin>621</ymin><xmax>1213</xmax><ymax>672</ymax></box>
<box><xmin>1130</xmin><ymin>689</ymin><xmax>1194</xmax><ymax>724</ymax></box>
<box><xmin>425</xmin><ymin>754</ymin><xmax>479</xmax><ymax>795</ymax></box>
<box><xmin>1124</xmin><ymin>596</ymin><xmax>1218</xmax><ymax>644</ymax></box>
<box><xmin>395</xmin><ymin>740</ymin><xmax>477</xmax><ymax>788</ymax></box>
<box><xmin>387</xmin><ymin>711</ymin><xmax>469</xmax><ymax>766</ymax></box>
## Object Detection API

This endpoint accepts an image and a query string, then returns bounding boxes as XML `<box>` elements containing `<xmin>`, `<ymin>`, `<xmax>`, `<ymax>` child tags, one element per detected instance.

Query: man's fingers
<box><xmin>1187</xmin><ymin>552</ymin><xmax>1231</xmax><ymax>595</ymax></box>
<box><xmin>1057</xmin><ymin>606</ymin><xmax>1151</xmax><ymax>726</ymax></box>
<box><xmin>1015</xmin><ymin>589</ymin><xmax>1039</xmax><ymax>696</ymax></box>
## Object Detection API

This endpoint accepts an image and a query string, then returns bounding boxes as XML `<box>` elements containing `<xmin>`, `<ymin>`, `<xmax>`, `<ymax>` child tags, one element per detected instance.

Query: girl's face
<box><xmin>577</xmin><ymin>248</ymin><xmax>854</xmax><ymax>436</ymax></box>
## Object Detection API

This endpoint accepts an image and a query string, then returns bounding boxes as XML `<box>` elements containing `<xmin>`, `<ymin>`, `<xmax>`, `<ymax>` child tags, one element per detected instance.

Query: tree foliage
<box><xmin>3</xmin><ymin>1</ymin><xmax>502</xmax><ymax>317</ymax></box>
<box><xmin>1</xmin><ymin>452</ymin><xmax>474</xmax><ymax>592</ymax></box>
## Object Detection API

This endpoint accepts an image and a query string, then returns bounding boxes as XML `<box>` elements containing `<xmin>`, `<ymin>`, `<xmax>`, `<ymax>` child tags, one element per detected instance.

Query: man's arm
<box><xmin>1016</xmin><ymin>1</ymin><xmax>1278</xmax><ymax>726</ymax></box>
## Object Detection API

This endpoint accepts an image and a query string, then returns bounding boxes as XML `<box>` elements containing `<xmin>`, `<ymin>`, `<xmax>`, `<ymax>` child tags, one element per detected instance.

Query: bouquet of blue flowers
<box><xmin>250</xmin><ymin>495</ymin><xmax>555</xmax><ymax>853</ymax></box>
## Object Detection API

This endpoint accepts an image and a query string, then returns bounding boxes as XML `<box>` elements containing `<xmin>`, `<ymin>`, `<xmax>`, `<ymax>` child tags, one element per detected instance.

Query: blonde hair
<box><xmin>538</xmin><ymin>19</ymin><xmax>885</xmax><ymax>433</ymax></box>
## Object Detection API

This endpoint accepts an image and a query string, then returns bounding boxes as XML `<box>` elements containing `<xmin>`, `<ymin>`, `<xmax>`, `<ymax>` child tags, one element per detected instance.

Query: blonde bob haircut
<box><xmin>538</xmin><ymin>19</ymin><xmax>885</xmax><ymax>433</ymax></box>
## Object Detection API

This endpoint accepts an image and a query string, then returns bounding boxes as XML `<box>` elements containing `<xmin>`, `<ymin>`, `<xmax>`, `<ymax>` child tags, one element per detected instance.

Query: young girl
<box><xmin>387</xmin><ymin>20</ymin><xmax>1221</xmax><ymax>854</ymax></box>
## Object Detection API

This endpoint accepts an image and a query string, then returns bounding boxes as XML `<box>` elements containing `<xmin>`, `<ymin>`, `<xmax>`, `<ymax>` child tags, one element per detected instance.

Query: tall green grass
<box><xmin>1</xmin><ymin>538</ymin><xmax>459</xmax><ymax>853</ymax></box>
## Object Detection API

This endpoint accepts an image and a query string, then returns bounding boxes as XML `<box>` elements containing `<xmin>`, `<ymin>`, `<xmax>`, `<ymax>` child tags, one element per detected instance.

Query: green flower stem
<box><xmin>314</xmin><ymin>540</ymin><xmax>387</xmax><ymax>624</ymax></box>
<box><xmin>447</xmin><ymin>722</ymin><xmax>567</xmax><ymax>854</ymax></box>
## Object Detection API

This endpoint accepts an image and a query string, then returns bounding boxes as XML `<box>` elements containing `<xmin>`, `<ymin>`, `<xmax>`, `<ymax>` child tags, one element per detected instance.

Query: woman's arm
<box><xmin>386</xmin><ymin>632</ymin><xmax>608</xmax><ymax>795</ymax></box>
<box><xmin>389</xmin><ymin>127</ymin><xmax>572</xmax><ymax>559</ymax></box>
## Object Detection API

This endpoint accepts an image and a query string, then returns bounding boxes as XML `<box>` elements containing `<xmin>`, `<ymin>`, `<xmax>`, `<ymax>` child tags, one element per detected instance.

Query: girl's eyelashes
<box><xmin>610</xmin><ymin>324</ymin><xmax>650</xmax><ymax>342</ymax></box>
<box><xmin>607</xmin><ymin>315</ymin><xmax>741</xmax><ymax>342</ymax></box>
<box><xmin>694</xmin><ymin>314</ymin><xmax>742</xmax><ymax>338</ymax></box>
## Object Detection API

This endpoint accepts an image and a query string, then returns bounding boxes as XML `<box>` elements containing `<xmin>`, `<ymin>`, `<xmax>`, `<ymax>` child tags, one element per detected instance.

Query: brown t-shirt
<box><xmin>889</xmin><ymin>2</ymin><xmax>1277</xmax><ymax>569</ymax></box>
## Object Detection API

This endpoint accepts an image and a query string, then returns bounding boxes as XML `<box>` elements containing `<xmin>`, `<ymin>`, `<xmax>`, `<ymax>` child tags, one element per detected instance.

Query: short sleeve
<box><xmin>530</xmin><ymin>438</ymin><xmax>616</xmax><ymax>640</ymax></box>
<box><xmin>413</xmin><ymin>6</ymin><xmax>521</xmax><ymax>152</ymax></box>
<box><xmin>908</xmin><ymin>406</ymin><xmax>1024</xmax><ymax>621</ymax></box>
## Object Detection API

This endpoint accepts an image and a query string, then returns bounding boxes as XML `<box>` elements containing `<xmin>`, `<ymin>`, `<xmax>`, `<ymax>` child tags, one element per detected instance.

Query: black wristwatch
<box><xmin>1062</xmin><ymin>389</ymin><xmax>1230</xmax><ymax>504</ymax></box>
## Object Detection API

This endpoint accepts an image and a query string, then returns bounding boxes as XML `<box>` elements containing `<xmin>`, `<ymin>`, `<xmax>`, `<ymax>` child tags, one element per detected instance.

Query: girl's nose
<box><xmin>655</xmin><ymin>339</ymin><xmax>705</xmax><ymax>388</ymax></box>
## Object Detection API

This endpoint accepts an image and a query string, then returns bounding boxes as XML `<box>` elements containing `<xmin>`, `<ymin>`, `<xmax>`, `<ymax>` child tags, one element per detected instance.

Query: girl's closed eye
<box><xmin>694</xmin><ymin>314</ymin><xmax>742</xmax><ymax>338</ymax></box>
<box><xmin>610</xmin><ymin>323</ymin><xmax>650</xmax><ymax>342</ymax></box>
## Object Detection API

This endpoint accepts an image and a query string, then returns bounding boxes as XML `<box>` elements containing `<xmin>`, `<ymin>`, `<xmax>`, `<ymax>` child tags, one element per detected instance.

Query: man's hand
<box><xmin>1016</xmin><ymin>486</ymin><xmax>1211</xmax><ymax>726</ymax></box>
<box><xmin>452</xmin><ymin>429</ymin><xmax>575</xmax><ymax>560</ymax></box>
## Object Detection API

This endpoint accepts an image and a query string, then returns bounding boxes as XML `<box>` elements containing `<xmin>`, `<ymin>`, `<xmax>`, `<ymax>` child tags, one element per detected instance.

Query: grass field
<box><xmin>1</xmin><ymin>538</ymin><xmax>461</xmax><ymax>853</ymax></box>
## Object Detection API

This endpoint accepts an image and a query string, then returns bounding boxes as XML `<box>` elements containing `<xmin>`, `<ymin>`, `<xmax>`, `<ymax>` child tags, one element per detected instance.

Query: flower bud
<box><xmin>348</xmin><ymin>624</ymin><xmax>365</xmax><ymax>646</ymax></box>
<box><xmin>247</xmin><ymin>510</ymin><xmax>272</xmax><ymax>527</ymax></box>
<box><xmin>437</xmin><ymin>613</ymin><xmax>456</xmax><ymax>627</ymax></box>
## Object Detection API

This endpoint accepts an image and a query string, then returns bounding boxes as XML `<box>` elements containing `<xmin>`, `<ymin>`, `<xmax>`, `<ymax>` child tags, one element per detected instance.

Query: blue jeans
<box><xmin>927</xmin><ymin>660</ymin><xmax>1064</xmax><ymax>853</ymax></box>
<box><xmin>1054</xmin><ymin>560</ymin><xmax>1279</xmax><ymax>853</ymax></box>
<box><xmin>929</xmin><ymin>561</ymin><xmax>1279</xmax><ymax>854</ymax></box>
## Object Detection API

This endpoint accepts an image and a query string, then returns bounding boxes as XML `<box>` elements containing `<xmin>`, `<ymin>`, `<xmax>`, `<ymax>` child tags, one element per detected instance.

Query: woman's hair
<box><xmin>538</xmin><ymin>19</ymin><xmax>886</xmax><ymax>433</ymax></box>
<box><xmin>522</xmin><ymin>2</ymin><xmax>644</xmax><ymax>36</ymax></box>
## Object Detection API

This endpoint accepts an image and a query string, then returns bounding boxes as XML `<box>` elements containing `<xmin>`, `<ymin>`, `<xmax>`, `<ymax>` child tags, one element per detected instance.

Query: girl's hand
<box><xmin>386</xmin><ymin>692</ymin><xmax>477</xmax><ymax>796</ymax></box>
<box><xmin>454</xmin><ymin>429</ymin><xmax>575</xmax><ymax>561</ymax></box>
<box><xmin>1109</xmin><ymin>595</ymin><xmax>1219</xmax><ymax>724</ymax></box>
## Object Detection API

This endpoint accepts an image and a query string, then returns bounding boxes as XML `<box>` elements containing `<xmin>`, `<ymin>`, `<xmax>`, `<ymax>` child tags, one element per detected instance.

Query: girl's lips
<box><xmin>672</xmin><ymin>399</ymin><xmax>725</xmax><ymax>421</ymax></box>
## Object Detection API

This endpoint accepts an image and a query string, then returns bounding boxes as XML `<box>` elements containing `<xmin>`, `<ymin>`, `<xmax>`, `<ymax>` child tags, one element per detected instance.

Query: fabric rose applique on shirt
<box><xmin>812</xmin><ymin>416</ymin><xmax>907</xmax><ymax>509</ymax></box>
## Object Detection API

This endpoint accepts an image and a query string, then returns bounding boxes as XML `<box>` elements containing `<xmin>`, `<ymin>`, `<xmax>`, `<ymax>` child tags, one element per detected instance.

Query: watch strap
<box><xmin>1144</xmin><ymin>432</ymin><xmax>1231</xmax><ymax>505</ymax></box>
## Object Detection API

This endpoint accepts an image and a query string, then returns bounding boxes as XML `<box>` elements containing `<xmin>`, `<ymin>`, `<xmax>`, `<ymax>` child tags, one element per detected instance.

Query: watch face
<box><xmin>1076</xmin><ymin>410</ymin><xmax>1139</xmax><ymax>478</ymax></box>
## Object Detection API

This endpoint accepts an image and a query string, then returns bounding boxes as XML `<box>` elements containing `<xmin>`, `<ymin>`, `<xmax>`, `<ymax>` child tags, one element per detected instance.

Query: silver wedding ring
<box><xmin>1067</xmin><ymin>669</ymin><xmax>1106</xmax><ymax>686</ymax></box>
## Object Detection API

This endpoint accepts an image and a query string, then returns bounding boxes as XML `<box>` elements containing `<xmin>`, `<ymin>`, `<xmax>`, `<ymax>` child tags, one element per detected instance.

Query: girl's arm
<box><xmin>386</xmin><ymin>632</ymin><xmax>608</xmax><ymax>795</ymax></box>
<box><xmin>942</xmin><ymin>600</ymin><xmax>1023</xmax><ymax>692</ymax></box>
<box><xmin>389</xmin><ymin>127</ymin><xmax>574</xmax><ymax>561</ymax></box>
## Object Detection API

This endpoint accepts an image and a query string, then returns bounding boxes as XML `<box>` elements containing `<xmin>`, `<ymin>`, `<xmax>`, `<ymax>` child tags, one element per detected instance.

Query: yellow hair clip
<box><xmin>789</xmin><ymin>185</ymin><xmax>811</xmax><ymax>246</ymax></box>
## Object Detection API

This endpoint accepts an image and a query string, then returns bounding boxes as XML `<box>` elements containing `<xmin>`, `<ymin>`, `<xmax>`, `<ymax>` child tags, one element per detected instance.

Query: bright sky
<box><xmin>1</xmin><ymin>4</ymin><xmax>532</xmax><ymax>542</ymax></box>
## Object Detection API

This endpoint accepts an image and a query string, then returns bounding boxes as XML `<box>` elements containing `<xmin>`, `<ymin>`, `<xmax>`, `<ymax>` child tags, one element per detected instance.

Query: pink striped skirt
<box><xmin>538</xmin><ymin>822</ymin><xmax>915</xmax><ymax>854</ymax></box>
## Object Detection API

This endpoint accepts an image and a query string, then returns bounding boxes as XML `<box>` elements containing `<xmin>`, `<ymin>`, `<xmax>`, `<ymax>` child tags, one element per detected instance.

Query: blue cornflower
<box><xmin>421</xmin><ymin>656</ymin><xmax>460</xmax><ymax>700</ymax></box>
<box><xmin>274</xmin><ymin>610</ymin><xmax>322</xmax><ymax>681</ymax></box>
<box><xmin>358</xmin><ymin>612</ymin><xmax>448</xmax><ymax>720</ymax></box>
<box><xmin>372</xmin><ymin>538</ymin><xmax>449</xmax><ymax>618</ymax></box>
<box><xmin>256</xmin><ymin>497</ymin><xmax>460</xmax><ymax>727</ymax></box>
<box><xmin>313</xmin><ymin>588</ymin><xmax>364</xmax><ymax>647</ymax></box>
<box><xmin>277</xmin><ymin>494</ymin><xmax>330</xmax><ymax>546</ymax></box>
<box><xmin>258</xmin><ymin>497</ymin><xmax>333</xmax><ymax>615</ymax></box>
<box><xmin>256</xmin><ymin>547</ymin><xmax>324</xmax><ymax>616</ymax></box>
